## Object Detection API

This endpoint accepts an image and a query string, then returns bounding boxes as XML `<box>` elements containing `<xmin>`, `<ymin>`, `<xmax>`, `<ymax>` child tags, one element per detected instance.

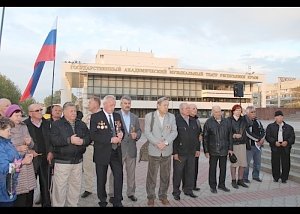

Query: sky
<box><xmin>1</xmin><ymin>7</ymin><xmax>300</xmax><ymax>102</ymax></box>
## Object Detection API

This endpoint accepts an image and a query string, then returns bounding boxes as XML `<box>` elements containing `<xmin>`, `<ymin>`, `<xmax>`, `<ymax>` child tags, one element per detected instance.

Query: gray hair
<box><xmin>0</xmin><ymin>98</ymin><xmax>11</xmax><ymax>106</ymax></box>
<box><xmin>179</xmin><ymin>103</ymin><xmax>188</xmax><ymax>111</ymax></box>
<box><xmin>157</xmin><ymin>96</ymin><xmax>169</xmax><ymax>105</ymax></box>
<box><xmin>120</xmin><ymin>95</ymin><xmax>132</xmax><ymax>102</ymax></box>
<box><xmin>63</xmin><ymin>102</ymin><xmax>76</xmax><ymax>110</ymax></box>
<box><xmin>89</xmin><ymin>95</ymin><xmax>101</xmax><ymax>106</ymax></box>
<box><xmin>245</xmin><ymin>106</ymin><xmax>256</xmax><ymax>114</ymax></box>
<box><xmin>211</xmin><ymin>105</ymin><xmax>221</xmax><ymax>116</ymax></box>
<box><xmin>189</xmin><ymin>103</ymin><xmax>197</xmax><ymax>109</ymax></box>
<box><xmin>103</xmin><ymin>95</ymin><xmax>116</xmax><ymax>104</ymax></box>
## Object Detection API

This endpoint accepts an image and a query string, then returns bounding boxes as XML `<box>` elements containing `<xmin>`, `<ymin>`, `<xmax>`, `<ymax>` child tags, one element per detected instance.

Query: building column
<box><xmin>60</xmin><ymin>67</ymin><xmax>72</xmax><ymax>105</ymax></box>
<box><xmin>82</xmin><ymin>74</ymin><xmax>88</xmax><ymax>115</ymax></box>
<box><xmin>260</xmin><ymin>76</ymin><xmax>266</xmax><ymax>108</ymax></box>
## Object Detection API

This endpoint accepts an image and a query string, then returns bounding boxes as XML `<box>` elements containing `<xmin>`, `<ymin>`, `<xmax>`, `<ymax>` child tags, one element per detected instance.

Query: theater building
<box><xmin>61</xmin><ymin>49</ymin><xmax>266</xmax><ymax>117</ymax></box>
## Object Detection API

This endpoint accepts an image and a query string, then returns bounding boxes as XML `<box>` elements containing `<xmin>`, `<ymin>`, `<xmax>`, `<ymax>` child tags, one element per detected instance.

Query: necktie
<box><xmin>109</xmin><ymin>114</ymin><xmax>117</xmax><ymax>150</ymax></box>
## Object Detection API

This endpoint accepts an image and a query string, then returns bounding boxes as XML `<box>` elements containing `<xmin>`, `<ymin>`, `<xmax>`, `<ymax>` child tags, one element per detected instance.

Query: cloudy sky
<box><xmin>1</xmin><ymin>7</ymin><xmax>300</xmax><ymax>102</ymax></box>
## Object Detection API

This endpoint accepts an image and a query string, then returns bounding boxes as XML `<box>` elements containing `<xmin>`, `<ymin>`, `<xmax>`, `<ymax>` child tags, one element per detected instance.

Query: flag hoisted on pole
<box><xmin>20</xmin><ymin>18</ymin><xmax>57</xmax><ymax>102</ymax></box>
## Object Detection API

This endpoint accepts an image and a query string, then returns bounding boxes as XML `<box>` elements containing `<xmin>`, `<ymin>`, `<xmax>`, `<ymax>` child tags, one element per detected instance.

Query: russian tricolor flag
<box><xmin>20</xmin><ymin>18</ymin><xmax>57</xmax><ymax>102</ymax></box>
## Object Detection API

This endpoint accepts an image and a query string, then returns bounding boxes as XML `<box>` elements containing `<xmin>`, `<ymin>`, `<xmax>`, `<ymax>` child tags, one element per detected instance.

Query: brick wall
<box><xmin>255</xmin><ymin>108</ymin><xmax>300</xmax><ymax>120</ymax></box>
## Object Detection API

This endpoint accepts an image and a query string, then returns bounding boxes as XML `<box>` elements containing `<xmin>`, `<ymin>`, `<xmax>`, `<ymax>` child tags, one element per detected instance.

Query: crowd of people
<box><xmin>0</xmin><ymin>96</ymin><xmax>296</xmax><ymax>207</ymax></box>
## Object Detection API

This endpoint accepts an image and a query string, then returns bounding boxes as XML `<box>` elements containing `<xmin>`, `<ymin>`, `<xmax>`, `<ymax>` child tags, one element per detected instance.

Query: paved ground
<box><xmin>76</xmin><ymin>150</ymin><xmax>300</xmax><ymax>207</ymax></box>
<box><xmin>34</xmin><ymin>119</ymin><xmax>300</xmax><ymax>207</ymax></box>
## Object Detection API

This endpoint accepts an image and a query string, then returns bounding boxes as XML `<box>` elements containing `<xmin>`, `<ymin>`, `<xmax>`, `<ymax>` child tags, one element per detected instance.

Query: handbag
<box><xmin>139</xmin><ymin>112</ymin><xmax>154</xmax><ymax>162</ymax></box>
<box><xmin>6</xmin><ymin>163</ymin><xmax>17</xmax><ymax>199</ymax></box>
<box><xmin>229</xmin><ymin>153</ymin><xmax>238</xmax><ymax>163</ymax></box>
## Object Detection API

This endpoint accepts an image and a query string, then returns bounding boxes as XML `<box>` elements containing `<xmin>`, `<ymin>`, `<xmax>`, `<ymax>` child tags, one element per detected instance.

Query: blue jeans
<box><xmin>243</xmin><ymin>145</ymin><xmax>261</xmax><ymax>180</ymax></box>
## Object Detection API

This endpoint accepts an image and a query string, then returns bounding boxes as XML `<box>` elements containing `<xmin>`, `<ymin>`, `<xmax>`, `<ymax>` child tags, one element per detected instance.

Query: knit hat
<box><xmin>5</xmin><ymin>104</ymin><xmax>22</xmax><ymax>118</ymax></box>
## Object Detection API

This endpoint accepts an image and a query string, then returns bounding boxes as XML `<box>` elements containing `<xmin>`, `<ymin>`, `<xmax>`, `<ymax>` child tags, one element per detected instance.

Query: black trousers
<box><xmin>96</xmin><ymin>149</ymin><xmax>123</xmax><ymax>205</ymax></box>
<box><xmin>271</xmin><ymin>147</ymin><xmax>291</xmax><ymax>181</ymax></box>
<box><xmin>172</xmin><ymin>154</ymin><xmax>195</xmax><ymax>196</ymax></box>
<box><xmin>194</xmin><ymin>156</ymin><xmax>199</xmax><ymax>188</ymax></box>
<box><xmin>14</xmin><ymin>190</ymin><xmax>34</xmax><ymax>207</ymax></box>
<box><xmin>182</xmin><ymin>156</ymin><xmax>199</xmax><ymax>189</ymax></box>
<box><xmin>35</xmin><ymin>157</ymin><xmax>52</xmax><ymax>207</ymax></box>
<box><xmin>208</xmin><ymin>155</ymin><xmax>227</xmax><ymax>189</ymax></box>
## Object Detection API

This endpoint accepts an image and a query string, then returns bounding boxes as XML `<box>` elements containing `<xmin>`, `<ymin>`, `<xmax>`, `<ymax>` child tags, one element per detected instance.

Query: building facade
<box><xmin>61</xmin><ymin>50</ymin><xmax>266</xmax><ymax>118</ymax></box>
<box><xmin>266</xmin><ymin>77</ymin><xmax>300</xmax><ymax>107</ymax></box>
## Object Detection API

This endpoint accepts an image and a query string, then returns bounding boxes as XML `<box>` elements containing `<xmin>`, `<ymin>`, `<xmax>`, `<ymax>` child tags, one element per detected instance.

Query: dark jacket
<box><xmin>265</xmin><ymin>121</ymin><xmax>295</xmax><ymax>153</ymax></box>
<box><xmin>90</xmin><ymin>111</ymin><xmax>124</xmax><ymax>165</ymax></box>
<box><xmin>173</xmin><ymin>115</ymin><xmax>201</xmax><ymax>156</ymax></box>
<box><xmin>228</xmin><ymin>115</ymin><xmax>248</xmax><ymax>145</ymax></box>
<box><xmin>192</xmin><ymin>115</ymin><xmax>202</xmax><ymax>134</ymax></box>
<box><xmin>203</xmin><ymin>116</ymin><xmax>232</xmax><ymax>156</ymax></box>
<box><xmin>244</xmin><ymin>116</ymin><xmax>265</xmax><ymax>150</ymax></box>
<box><xmin>24</xmin><ymin>117</ymin><xmax>52</xmax><ymax>172</ymax></box>
<box><xmin>50</xmin><ymin>117</ymin><xmax>90</xmax><ymax>164</ymax></box>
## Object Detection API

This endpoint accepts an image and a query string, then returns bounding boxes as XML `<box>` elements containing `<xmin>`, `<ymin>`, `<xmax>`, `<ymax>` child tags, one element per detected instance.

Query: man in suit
<box><xmin>188</xmin><ymin>103</ymin><xmax>202</xmax><ymax>191</ymax></box>
<box><xmin>172</xmin><ymin>103</ymin><xmax>200</xmax><ymax>201</ymax></box>
<box><xmin>144</xmin><ymin>97</ymin><xmax>178</xmax><ymax>206</ymax></box>
<box><xmin>265</xmin><ymin>110</ymin><xmax>295</xmax><ymax>183</ymax></box>
<box><xmin>81</xmin><ymin>96</ymin><xmax>101</xmax><ymax>198</ymax></box>
<box><xmin>108</xmin><ymin>95</ymin><xmax>142</xmax><ymax>202</ymax></box>
<box><xmin>90</xmin><ymin>95</ymin><xmax>124</xmax><ymax>207</ymax></box>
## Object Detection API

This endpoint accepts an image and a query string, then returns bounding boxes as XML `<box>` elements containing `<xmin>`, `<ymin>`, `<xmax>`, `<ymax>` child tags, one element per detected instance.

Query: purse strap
<box><xmin>150</xmin><ymin>112</ymin><xmax>155</xmax><ymax>132</ymax></box>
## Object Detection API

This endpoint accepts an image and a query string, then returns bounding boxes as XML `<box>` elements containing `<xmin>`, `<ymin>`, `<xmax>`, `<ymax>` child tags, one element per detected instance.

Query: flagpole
<box><xmin>0</xmin><ymin>7</ymin><xmax>5</xmax><ymax>51</ymax></box>
<box><xmin>50</xmin><ymin>17</ymin><xmax>58</xmax><ymax>109</ymax></box>
<box><xmin>50</xmin><ymin>60</ymin><xmax>56</xmax><ymax>107</ymax></box>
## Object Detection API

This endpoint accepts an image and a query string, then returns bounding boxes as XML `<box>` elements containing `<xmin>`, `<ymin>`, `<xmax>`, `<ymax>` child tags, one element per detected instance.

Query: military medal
<box><xmin>97</xmin><ymin>121</ymin><xmax>106</xmax><ymax>129</ymax></box>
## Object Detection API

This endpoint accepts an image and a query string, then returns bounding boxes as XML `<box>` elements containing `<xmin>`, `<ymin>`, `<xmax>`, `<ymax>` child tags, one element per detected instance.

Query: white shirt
<box><xmin>157</xmin><ymin>110</ymin><xmax>165</xmax><ymax>127</ymax></box>
<box><xmin>121</xmin><ymin>110</ymin><xmax>130</xmax><ymax>133</ymax></box>
<box><xmin>278</xmin><ymin>122</ymin><xmax>284</xmax><ymax>142</ymax></box>
<box><xmin>103</xmin><ymin>110</ymin><xmax>114</xmax><ymax>128</ymax></box>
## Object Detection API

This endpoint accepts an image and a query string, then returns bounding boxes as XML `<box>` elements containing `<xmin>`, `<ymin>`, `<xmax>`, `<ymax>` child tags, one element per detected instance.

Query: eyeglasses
<box><xmin>30</xmin><ymin>109</ymin><xmax>43</xmax><ymax>113</ymax></box>
<box><xmin>250</xmin><ymin>111</ymin><xmax>256</xmax><ymax>113</ymax></box>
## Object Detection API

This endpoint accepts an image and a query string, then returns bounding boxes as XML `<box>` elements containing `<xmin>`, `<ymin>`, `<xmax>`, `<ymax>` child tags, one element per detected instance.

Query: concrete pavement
<box><xmin>34</xmin><ymin>119</ymin><xmax>300</xmax><ymax>207</ymax></box>
<box><xmin>77</xmin><ymin>132</ymin><xmax>300</xmax><ymax>207</ymax></box>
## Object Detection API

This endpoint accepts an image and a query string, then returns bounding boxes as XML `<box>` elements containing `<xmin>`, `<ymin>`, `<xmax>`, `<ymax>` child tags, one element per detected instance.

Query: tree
<box><xmin>19</xmin><ymin>98</ymin><xmax>36</xmax><ymax>116</ymax></box>
<box><xmin>0</xmin><ymin>73</ymin><xmax>22</xmax><ymax>104</ymax></box>
<box><xmin>0</xmin><ymin>73</ymin><xmax>36</xmax><ymax>115</ymax></box>
<box><xmin>43</xmin><ymin>90</ymin><xmax>77</xmax><ymax>107</ymax></box>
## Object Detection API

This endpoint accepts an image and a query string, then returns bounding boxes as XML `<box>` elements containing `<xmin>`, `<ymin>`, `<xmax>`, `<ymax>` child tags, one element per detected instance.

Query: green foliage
<box><xmin>44</xmin><ymin>90</ymin><xmax>78</xmax><ymax>107</ymax></box>
<box><xmin>19</xmin><ymin>98</ymin><xmax>36</xmax><ymax>115</ymax></box>
<box><xmin>0</xmin><ymin>73</ymin><xmax>22</xmax><ymax>103</ymax></box>
<box><xmin>44</xmin><ymin>91</ymin><xmax>61</xmax><ymax>107</ymax></box>
<box><xmin>0</xmin><ymin>73</ymin><xmax>36</xmax><ymax>115</ymax></box>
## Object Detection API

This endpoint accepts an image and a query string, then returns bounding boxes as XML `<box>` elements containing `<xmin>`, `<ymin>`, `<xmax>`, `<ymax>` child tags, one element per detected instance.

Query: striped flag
<box><xmin>20</xmin><ymin>18</ymin><xmax>57</xmax><ymax>102</ymax></box>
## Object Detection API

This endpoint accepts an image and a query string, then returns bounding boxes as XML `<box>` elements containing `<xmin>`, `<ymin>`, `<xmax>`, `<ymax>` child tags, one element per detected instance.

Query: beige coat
<box><xmin>144</xmin><ymin>111</ymin><xmax>178</xmax><ymax>157</ymax></box>
<box><xmin>10</xmin><ymin>122</ymin><xmax>36</xmax><ymax>194</ymax></box>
